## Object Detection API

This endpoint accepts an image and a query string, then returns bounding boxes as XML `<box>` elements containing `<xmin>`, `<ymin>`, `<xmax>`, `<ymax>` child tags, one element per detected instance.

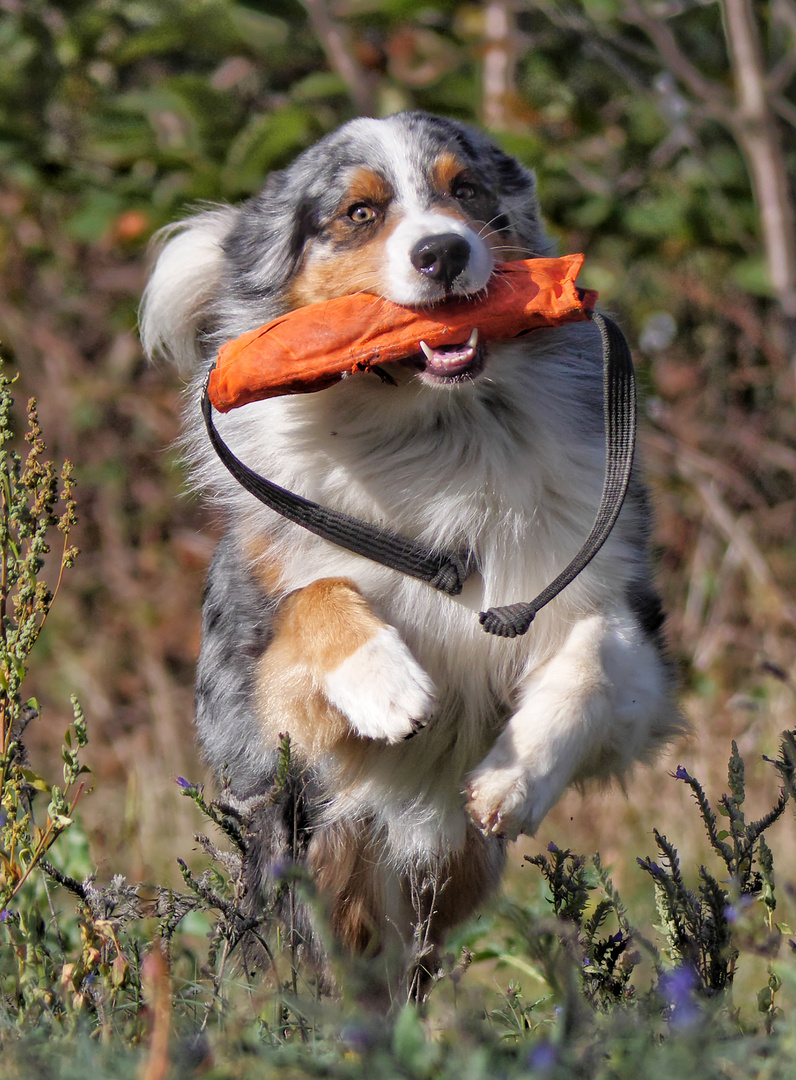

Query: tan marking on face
<box><xmin>288</xmin><ymin>168</ymin><xmax>398</xmax><ymax>307</ymax></box>
<box><xmin>431</xmin><ymin>152</ymin><xmax>506</xmax><ymax>254</ymax></box>
<box><xmin>340</xmin><ymin>167</ymin><xmax>393</xmax><ymax>212</ymax></box>
<box><xmin>254</xmin><ymin>577</ymin><xmax>388</xmax><ymax>756</ymax></box>
<box><xmin>288</xmin><ymin>226</ymin><xmax>399</xmax><ymax>309</ymax></box>
<box><xmin>432</xmin><ymin>151</ymin><xmax>468</xmax><ymax>196</ymax></box>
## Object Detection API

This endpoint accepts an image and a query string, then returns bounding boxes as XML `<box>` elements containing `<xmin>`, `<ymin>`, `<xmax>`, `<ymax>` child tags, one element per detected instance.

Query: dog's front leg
<box><xmin>466</xmin><ymin>613</ymin><xmax>671</xmax><ymax>839</ymax></box>
<box><xmin>256</xmin><ymin>577</ymin><xmax>435</xmax><ymax>748</ymax></box>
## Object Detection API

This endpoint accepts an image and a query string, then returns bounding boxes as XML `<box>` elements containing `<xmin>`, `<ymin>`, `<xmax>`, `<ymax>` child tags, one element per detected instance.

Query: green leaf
<box><xmin>19</xmin><ymin>768</ymin><xmax>51</xmax><ymax>793</ymax></box>
<box><xmin>229</xmin><ymin>7</ymin><xmax>289</xmax><ymax>51</ymax></box>
<box><xmin>393</xmin><ymin>1005</ymin><xmax>435</xmax><ymax>1077</ymax></box>
<box><xmin>65</xmin><ymin>192</ymin><xmax>123</xmax><ymax>243</ymax></box>
<box><xmin>731</xmin><ymin>257</ymin><xmax>774</xmax><ymax>298</ymax></box>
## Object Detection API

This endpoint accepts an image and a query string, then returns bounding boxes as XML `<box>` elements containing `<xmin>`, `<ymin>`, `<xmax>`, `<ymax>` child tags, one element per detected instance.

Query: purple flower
<box><xmin>674</xmin><ymin>765</ymin><xmax>691</xmax><ymax>782</ymax></box>
<box><xmin>0</xmin><ymin>909</ymin><xmax>10</xmax><ymax>923</ymax></box>
<box><xmin>527</xmin><ymin>1040</ymin><xmax>557</xmax><ymax>1072</ymax></box>
<box><xmin>724</xmin><ymin>895</ymin><xmax>753</xmax><ymax>923</ymax></box>
<box><xmin>660</xmin><ymin>965</ymin><xmax>700</xmax><ymax>1029</ymax></box>
<box><xmin>341</xmin><ymin>1023</ymin><xmax>375</xmax><ymax>1052</ymax></box>
<box><xmin>175</xmin><ymin>776</ymin><xmax>194</xmax><ymax>789</ymax></box>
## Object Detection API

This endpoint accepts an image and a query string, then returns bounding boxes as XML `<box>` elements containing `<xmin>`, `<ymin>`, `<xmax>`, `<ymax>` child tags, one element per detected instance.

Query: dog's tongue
<box><xmin>419</xmin><ymin>328</ymin><xmax>479</xmax><ymax>377</ymax></box>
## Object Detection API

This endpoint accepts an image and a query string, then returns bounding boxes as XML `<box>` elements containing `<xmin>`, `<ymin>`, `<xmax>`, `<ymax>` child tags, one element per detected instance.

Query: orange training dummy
<box><xmin>207</xmin><ymin>254</ymin><xmax>597</xmax><ymax>412</ymax></box>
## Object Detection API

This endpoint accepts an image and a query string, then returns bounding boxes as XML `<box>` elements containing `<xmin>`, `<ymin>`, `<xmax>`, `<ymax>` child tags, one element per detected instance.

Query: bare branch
<box><xmin>301</xmin><ymin>0</ymin><xmax>376</xmax><ymax>116</ymax></box>
<box><xmin>620</xmin><ymin>0</ymin><xmax>732</xmax><ymax>118</ymax></box>
<box><xmin>482</xmin><ymin>1</ymin><xmax>520</xmax><ymax>131</ymax></box>
<box><xmin>771</xmin><ymin>93</ymin><xmax>796</xmax><ymax>130</ymax></box>
<box><xmin>773</xmin><ymin>0</ymin><xmax>796</xmax><ymax>37</ymax></box>
<box><xmin>722</xmin><ymin>0</ymin><xmax>796</xmax><ymax>321</ymax></box>
<box><xmin>767</xmin><ymin>51</ymin><xmax>796</xmax><ymax>94</ymax></box>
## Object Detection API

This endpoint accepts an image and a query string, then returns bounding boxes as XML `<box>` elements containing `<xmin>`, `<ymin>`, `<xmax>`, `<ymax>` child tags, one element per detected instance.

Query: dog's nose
<box><xmin>410</xmin><ymin>233</ymin><xmax>470</xmax><ymax>288</ymax></box>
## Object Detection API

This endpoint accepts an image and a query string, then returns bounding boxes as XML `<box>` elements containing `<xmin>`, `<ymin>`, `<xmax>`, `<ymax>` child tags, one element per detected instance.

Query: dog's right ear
<box><xmin>139</xmin><ymin>205</ymin><xmax>237</xmax><ymax>373</ymax></box>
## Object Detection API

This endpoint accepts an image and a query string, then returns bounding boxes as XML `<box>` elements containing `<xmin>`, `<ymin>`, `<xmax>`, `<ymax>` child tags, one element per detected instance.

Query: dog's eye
<box><xmin>348</xmin><ymin>203</ymin><xmax>377</xmax><ymax>224</ymax></box>
<box><xmin>452</xmin><ymin>180</ymin><xmax>478</xmax><ymax>201</ymax></box>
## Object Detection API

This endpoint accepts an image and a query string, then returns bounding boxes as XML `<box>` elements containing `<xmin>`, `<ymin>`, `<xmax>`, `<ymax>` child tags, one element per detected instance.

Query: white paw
<box><xmin>324</xmin><ymin>626</ymin><xmax>435</xmax><ymax>743</ymax></box>
<box><xmin>465</xmin><ymin>758</ymin><xmax>561</xmax><ymax>841</ymax></box>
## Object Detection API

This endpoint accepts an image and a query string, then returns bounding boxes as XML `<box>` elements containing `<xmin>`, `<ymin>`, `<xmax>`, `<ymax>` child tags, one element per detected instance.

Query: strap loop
<box><xmin>201</xmin><ymin>312</ymin><xmax>636</xmax><ymax>635</ymax></box>
<box><xmin>477</xmin><ymin>313</ymin><xmax>636</xmax><ymax>635</ymax></box>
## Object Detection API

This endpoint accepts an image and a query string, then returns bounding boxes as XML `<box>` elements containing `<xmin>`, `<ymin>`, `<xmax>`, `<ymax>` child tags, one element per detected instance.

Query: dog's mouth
<box><xmin>408</xmin><ymin>328</ymin><xmax>485</xmax><ymax>385</ymax></box>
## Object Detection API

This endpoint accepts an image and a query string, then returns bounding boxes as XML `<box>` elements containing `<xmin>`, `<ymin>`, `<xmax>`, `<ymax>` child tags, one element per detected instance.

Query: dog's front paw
<box><xmin>324</xmin><ymin>626</ymin><xmax>435</xmax><ymax>743</ymax></box>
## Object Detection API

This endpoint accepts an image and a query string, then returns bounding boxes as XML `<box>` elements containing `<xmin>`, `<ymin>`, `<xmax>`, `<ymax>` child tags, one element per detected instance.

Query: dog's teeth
<box><xmin>419</xmin><ymin>340</ymin><xmax>434</xmax><ymax>361</ymax></box>
<box><xmin>468</xmin><ymin>328</ymin><xmax>479</xmax><ymax>348</ymax></box>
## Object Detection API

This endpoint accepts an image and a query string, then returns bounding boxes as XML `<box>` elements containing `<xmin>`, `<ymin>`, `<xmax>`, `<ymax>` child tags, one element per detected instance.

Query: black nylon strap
<box><xmin>478</xmin><ymin>313</ymin><xmax>636</xmax><ymax>636</ymax></box>
<box><xmin>200</xmin><ymin>388</ymin><xmax>474</xmax><ymax>595</ymax></box>
<box><xmin>200</xmin><ymin>311</ymin><xmax>636</xmax><ymax>636</ymax></box>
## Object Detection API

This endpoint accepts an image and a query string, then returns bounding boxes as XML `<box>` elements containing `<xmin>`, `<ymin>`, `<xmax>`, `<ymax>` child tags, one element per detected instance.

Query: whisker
<box><xmin>490</xmin><ymin>245</ymin><xmax>546</xmax><ymax>259</ymax></box>
<box><xmin>476</xmin><ymin>213</ymin><xmax>514</xmax><ymax>239</ymax></box>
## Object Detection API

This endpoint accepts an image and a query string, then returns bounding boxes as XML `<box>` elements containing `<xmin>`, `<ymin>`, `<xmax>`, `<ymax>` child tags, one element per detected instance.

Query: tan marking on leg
<box><xmin>431</xmin><ymin>825</ymin><xmax>504</xmax><ymax>932</ymax></box>
<box><xmin>254</xmin><ymin>577</ymin><xmax>388</xmax><ymax>757</ymax></box>
<box><xmin>242</xmin><ymin>534</ymin><xmax>287</xmax><ymax>594</ymax></box>
<box><xmin>399</xmin><ymin>826</ymin><xmax>504</xmax><ymax>997</ymax></box>
<box><xmin>402</xmin><ymin>828</ymin><xmax>504</xmax><ymax>945</ymax></box>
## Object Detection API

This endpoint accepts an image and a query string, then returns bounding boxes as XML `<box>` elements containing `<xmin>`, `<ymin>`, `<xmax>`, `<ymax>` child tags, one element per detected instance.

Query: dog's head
<box><xmin>141</xmin><ymin>111</ymin><xmax>549</xmax><ymax>386</ymax></box>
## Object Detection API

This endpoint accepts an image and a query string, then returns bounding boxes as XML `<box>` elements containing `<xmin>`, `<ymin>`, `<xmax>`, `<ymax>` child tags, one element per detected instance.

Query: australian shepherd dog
<box><xmin>141</xmin><ymin>111</ymin><xmax>682</xmax><ymax>990</ymax></box>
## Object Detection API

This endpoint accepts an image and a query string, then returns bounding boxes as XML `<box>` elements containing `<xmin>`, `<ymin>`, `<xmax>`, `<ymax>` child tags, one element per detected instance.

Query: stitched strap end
<box><xmin>479</xmin><ymin>604</ymin><xmax>536</xmax><ymax>638</ymax></box>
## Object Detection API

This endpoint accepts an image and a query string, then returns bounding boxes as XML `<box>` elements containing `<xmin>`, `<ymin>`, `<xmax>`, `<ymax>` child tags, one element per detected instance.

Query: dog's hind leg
<box><xmin>465</xmin><ymin>611</ymin><xmax>680</xmax><ymax>839</ymax></box>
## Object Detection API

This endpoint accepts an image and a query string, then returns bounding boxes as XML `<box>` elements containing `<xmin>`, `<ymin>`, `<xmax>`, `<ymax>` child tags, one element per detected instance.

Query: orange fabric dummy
<box><xmin>207</xmin><ymin>254</ymin><xmax>597</xmax><ymax>412</ymax></box>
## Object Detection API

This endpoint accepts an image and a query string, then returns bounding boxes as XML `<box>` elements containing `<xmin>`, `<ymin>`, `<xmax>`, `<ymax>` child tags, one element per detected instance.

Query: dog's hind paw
<box><xmin>465</xmin><ymin>759</ymin><xmax>560</xmax><ymax>841</ymax></box>
<box><xmin>324</xmin><ymin>626</ymin><xmax>436</xmax><ymax>743</ymax></box>
<box><xmin>465</xmin><ymin>767</ymin><xmax>531</xmax><ymax>841</ymax></box>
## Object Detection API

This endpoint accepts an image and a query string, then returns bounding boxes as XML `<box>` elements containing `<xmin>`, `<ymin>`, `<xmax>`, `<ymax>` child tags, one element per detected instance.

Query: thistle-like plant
<box><xmin>637</xmin><ymin>737</ymin><xmax>791</xmax><ymax>997</ymax></box>
<box><xmin>0</xmin><ymin>372</ymin><xmax>80</xmax><ymax>917</ymax></box>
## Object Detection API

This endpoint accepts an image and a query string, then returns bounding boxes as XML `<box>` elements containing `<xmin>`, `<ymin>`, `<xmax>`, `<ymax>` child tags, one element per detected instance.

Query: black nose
<box><xmin>410</xmin><ymin>233</ymin><xmax>470</xmax><ymax>288</ymax></box>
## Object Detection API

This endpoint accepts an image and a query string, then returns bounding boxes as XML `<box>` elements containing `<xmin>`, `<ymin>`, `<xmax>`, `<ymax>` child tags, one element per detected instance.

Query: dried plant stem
<box><xmin>621</xmin><ymin>0</ymin><xmax>796</xmax><ymax>342</ymax></box>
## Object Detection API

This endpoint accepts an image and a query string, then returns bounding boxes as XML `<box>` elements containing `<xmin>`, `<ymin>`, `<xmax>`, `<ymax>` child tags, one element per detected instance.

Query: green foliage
<box><xmin>635</xmin><ymin>745</ymin><xmax>790</xmax><ymax>999</ymax></box>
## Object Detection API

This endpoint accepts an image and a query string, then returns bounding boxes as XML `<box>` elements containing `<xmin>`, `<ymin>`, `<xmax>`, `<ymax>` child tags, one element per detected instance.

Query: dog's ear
<box><xmin>222</xmin><ymin>171</ymin><xmax>318</xmax><ymax>302</ymax></box>
<box><xmin>139</xmin><ymin>206</ymin><xmax>237</xmax><ymax>372</ymax></box>
<box><xmin>487</xmin><ymin>146</ymin><xmax>551</xmax><ymax>257</ymax></box>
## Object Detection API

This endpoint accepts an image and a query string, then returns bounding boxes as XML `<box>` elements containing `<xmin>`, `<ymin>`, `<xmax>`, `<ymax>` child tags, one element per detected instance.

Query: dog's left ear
<box><xmin>222</xmin><ymin>171</ymin><xmax>318</xmax><ymax>304</ymax></box>
<box><xmin>487</xmin><ymin>146</ymin><xmax>551</xmax><ymax>257</ymax></box>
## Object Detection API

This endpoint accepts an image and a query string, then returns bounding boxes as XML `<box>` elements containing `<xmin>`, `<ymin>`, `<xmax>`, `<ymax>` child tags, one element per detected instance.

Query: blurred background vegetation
<box><xmin>1</xmin><ymin>0</ymin><xmax>795</xmax><ymax>912</ymax></box>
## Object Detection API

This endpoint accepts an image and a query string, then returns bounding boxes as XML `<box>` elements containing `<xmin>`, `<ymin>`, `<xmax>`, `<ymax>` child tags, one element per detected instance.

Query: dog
<box><xmin>140</xmin><ymin>110</ymin><xmax>683</xmax><ymax>986</ymax></box>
